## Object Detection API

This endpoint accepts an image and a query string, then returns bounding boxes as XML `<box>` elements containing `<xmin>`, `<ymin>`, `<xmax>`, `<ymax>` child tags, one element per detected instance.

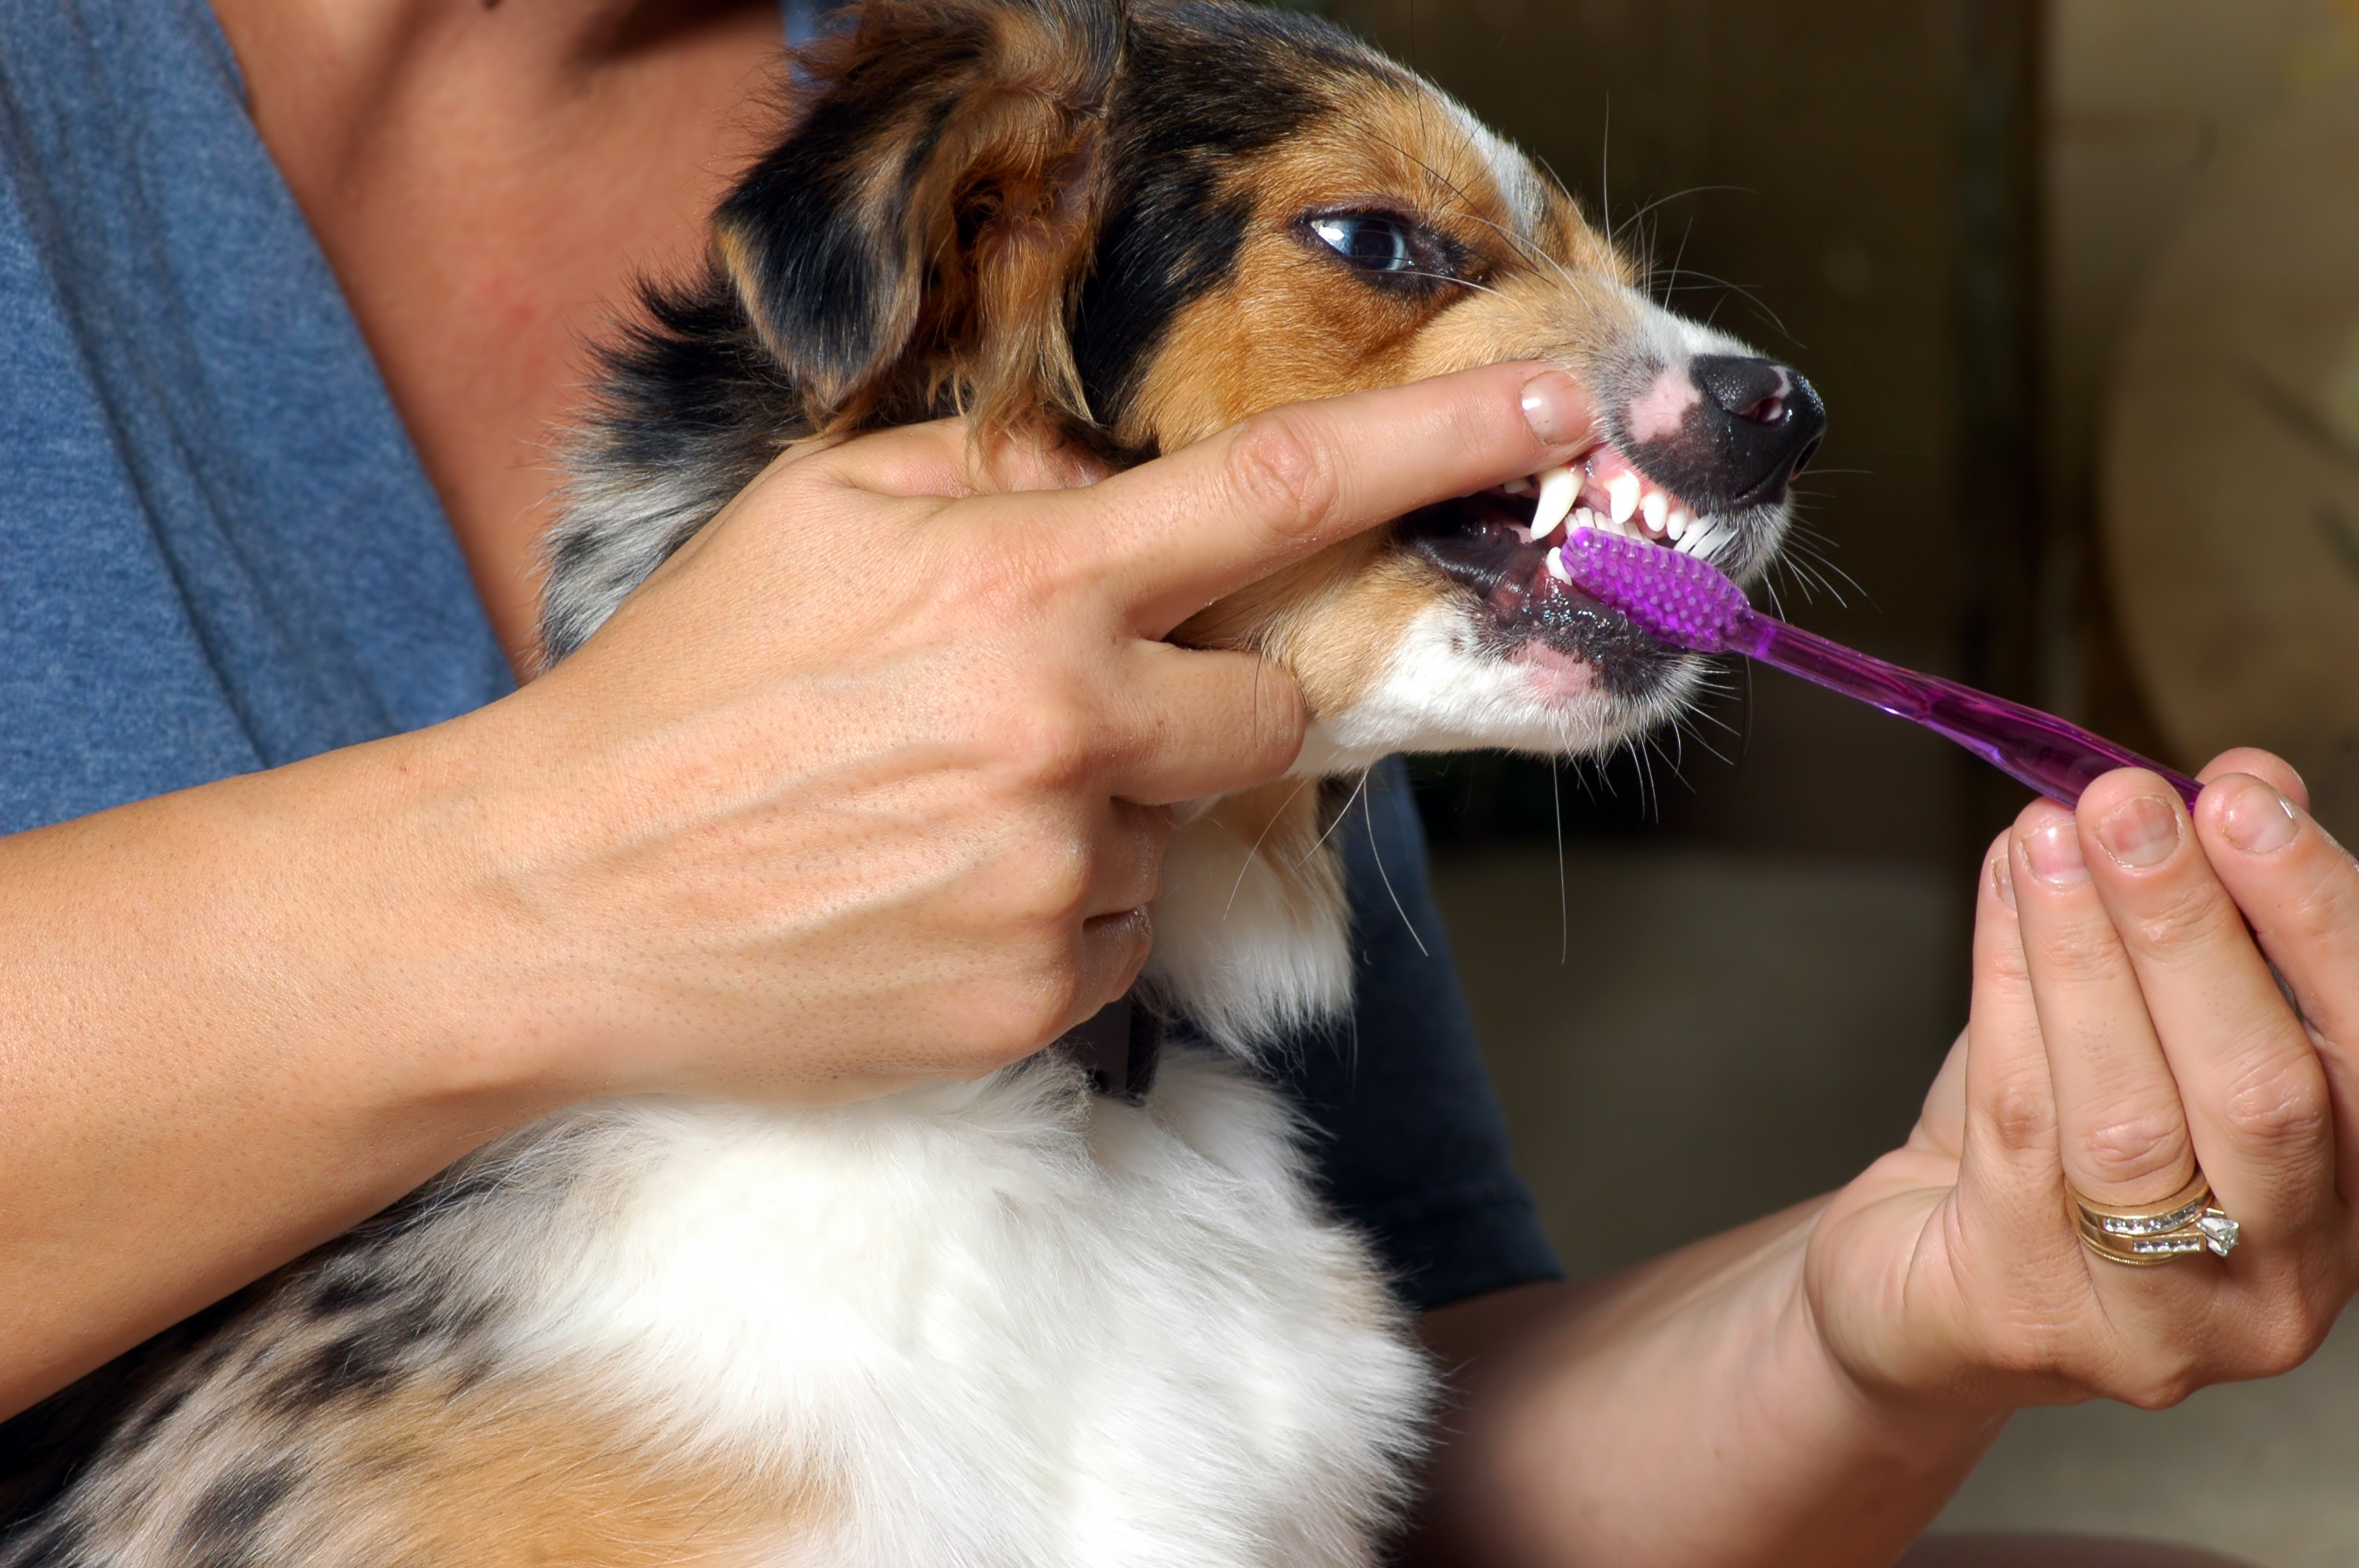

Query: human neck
<box><xmin>209</xmin><ymin>2</ymin><xmax>764</xmax><ymax>149</ymax></box>
<box><xmin>208</xmin><ymin>0</ymin><xmax>785</xmax><ymax>672</ymax></box>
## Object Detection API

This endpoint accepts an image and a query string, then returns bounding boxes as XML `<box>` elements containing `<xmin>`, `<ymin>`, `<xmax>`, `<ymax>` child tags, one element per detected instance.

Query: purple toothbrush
<box><xmin>1553</xmin><ymin>524</ymin><xmax>2202</xmax><ymax>809</ymax></box>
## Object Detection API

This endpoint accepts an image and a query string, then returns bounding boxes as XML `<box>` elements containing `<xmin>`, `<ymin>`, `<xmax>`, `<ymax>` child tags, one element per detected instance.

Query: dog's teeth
<box><xmin>1606</xmin><ymin>471</ymin><xmax>1641</xmax><ymax>525</ymax></box>
<box><xmin>1544</xmin><ymin>544</ymin><xmax>1571</xmax><ymax>583</ymax></box>
<box><xmin>1640</xmin><ymin>490</ymin><xmax>1669</xmax><ymax>535</ymax></box>
<box><xmin>1502</xmin><ymin>476</ymin><xmax>1534</xmax><ymax>496</ymax></box>
<box><xmin>1666</xmin><ymin>506</ymin><xmax>1693</xmax><ymax>542</ymax></box>
<box><xmin>1529</xmin><ymin>465</ymin><xmax>1578</xmax><ymax>543</ymax></box>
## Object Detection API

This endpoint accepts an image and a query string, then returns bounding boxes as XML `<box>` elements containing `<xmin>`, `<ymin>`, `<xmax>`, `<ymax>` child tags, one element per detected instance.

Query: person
<box><xmin>1</xmin><ymin>3</ymin><xmax>2352</xmax><ymax>1564</ymax></box>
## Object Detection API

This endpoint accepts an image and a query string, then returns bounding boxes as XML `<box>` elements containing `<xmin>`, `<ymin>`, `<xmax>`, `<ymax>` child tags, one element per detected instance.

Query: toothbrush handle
<box><xmin>1739</xmin><ymin>615</ymin><xmax>2203</xmax><ymax>810</ymax></box>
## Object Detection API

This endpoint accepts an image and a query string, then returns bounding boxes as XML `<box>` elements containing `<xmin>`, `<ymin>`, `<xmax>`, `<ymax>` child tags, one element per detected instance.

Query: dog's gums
<box><xmin>1392</xmin><ymin>435</ymin><xmax>1768</xmax><ymax>699</ymax></box>
<box><xmin>1399</xmin><ymin>489</ymin><xmax>1684</xmax><ymax>701</ymax></box>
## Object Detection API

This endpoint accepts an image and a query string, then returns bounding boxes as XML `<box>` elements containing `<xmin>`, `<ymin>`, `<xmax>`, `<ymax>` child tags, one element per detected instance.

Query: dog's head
<box><xmin>692</xmin><ymin>0</ymin><xmax>1823</xmax><ymax>772</ymax></box>
<box><xmin>543</xmin><ymin>0</ymin><xmax>1830</xmax><ymax>1047</ymax></box>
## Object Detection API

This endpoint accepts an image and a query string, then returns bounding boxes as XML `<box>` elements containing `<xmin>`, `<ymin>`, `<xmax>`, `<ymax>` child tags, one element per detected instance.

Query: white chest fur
<box><xmin>470</xmin><ymin>1049</ymin><xmax>1431</xmax><ymax>1567</ymax></box>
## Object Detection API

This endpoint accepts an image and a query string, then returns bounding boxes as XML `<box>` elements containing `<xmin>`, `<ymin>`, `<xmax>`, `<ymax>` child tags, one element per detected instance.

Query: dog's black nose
<box><xmin>1687</xmin><ymin>354</ymin><xmax>1825</xmax><ymax>504</ymax></box>
<box><xmin>1623</xmin><ymin>354</ymin><xmax>1826</xmax><ymax>513</ymax></box>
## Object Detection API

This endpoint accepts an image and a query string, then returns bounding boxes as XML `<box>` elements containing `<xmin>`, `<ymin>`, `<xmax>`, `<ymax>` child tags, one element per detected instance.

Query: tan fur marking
<box><xmin>308</xmin><ymin>1381</ymin><xmax>820</xmax><ymax>1568</ymax></box>
<box><xmin>1144</xmin><ymin>80</ymin><xmax>1644</xmax><ymax>713</ymax></box>
<box><xmin>1183</xmin><ymin>543</ymin><xmax>1435</xmax><ymax>717</ymax></box>
<box><xmin>1120</xmin><ymin>79</ymin><xmax>1636</xmax><ymax>452</ymax></box>
<box><xmin>723</xmin><ymin>0</ymin><xmax>1115</xmax><ymax>436</ymax></box>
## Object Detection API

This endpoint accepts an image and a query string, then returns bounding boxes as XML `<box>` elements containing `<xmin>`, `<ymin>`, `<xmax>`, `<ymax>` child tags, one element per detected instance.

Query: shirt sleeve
<box><xmin>1259</xmin><ymin>757</ymin><xmax>1565</xmax><ymax>1313</ymax></box>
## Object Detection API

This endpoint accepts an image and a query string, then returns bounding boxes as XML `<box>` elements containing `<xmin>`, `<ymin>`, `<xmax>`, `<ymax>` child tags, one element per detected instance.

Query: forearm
<box><xmin>1413</xmin><ymin>1203</ymin><xmax>2004</xmax><ymax>1567</ymax></box>
<box><xmin>0</xmin><ymin>710</ymin><xmax>567</xmax><ymax>1417</ymax></box>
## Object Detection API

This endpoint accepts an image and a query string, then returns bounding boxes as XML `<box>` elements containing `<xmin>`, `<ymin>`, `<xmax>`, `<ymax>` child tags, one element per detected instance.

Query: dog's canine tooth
<box><xmin>1605</xmin><ymin>470</ymin><xmax>1641</xmax><ymax>525</ymax></box>
<box><xmin>1529</xmin><ymin>464</ymin><xmax>1578</xmax><ymax>543</ymax></box>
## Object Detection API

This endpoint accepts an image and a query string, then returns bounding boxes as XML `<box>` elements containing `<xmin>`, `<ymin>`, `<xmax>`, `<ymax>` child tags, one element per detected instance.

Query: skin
<box><xmin>0</xmin><ymin>344</ymin><xmax>1591</xmax><ymax>1412</ymax></box>
<box><xmin>0</xmin><ymin>0</ymin><xmax>1595</xmax><ymax>1419</ymax></box>
<box><xmin>5</xmin><ymin>5</ymin><xmax>2357</xmax><ymax>1565</ymax></box>
<box><xmin>1416</xmin><ymin>750</ymin><xmax>2359</xmax><ymax>1565</ymax></box>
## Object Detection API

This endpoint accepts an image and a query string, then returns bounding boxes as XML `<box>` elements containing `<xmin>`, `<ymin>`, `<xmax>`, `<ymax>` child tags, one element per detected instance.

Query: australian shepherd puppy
<box><xmin>1</xmin><ymin>2</ymin><xmax>1823</xmax><ymax>1564</ymax></box>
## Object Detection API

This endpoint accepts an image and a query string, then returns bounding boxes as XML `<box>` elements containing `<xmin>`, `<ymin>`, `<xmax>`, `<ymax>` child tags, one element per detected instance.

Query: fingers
<box><xmin>2004</xmin><ymin>798</ymin><xmax>2199</xmax><ymax>1211</ymax></box>
<box><xmin>2200</xmin><ymin>748</ymin><xmax>2312</xmax><ymax>813</ymax></box>
<box><xmin>1082</xmin><ymin>797</ymin><xmax>1172</xmax><ymax>920</ymax></box>
<box><xmin>2067</xmin><ymin>771</ymin><xmax>2339</xmax><ymax>1250</ymax></box>
<box><xmin>788</xmin><ymin>416</ymin><xmax>1106</xmax><ymax>505</ymax></box>
<box><xmin>1050</xmin><ymin>800</ymin><xmax>1167</xmax><ymax>1044</ymax></box>
<box><xmin>780</xmin><ymin>423</ymin><xmax>969</xmax><ymax>499</ymax></box>
<box><xmin>2195</xmin><ymin>770</ymin><xmax>2359</xmax><ymax>1099</ymax></box>
<box><xmin>797</xmin><ymin>365</ymin><xmax>1590</xmax><ymax>637</ymax></box>
<box><xmin>1103</xmin><ymin>644</ymin><xmax>1307</xmax><ymax>805</ymax></box>
<box><xmin>1954</xmin><ymin>833</ymin><xmax>2066</xmax><ymax>1221</ymax></box>
<box><xmin>1066</xmin><ymin>906</ymin><xmax>1155</xmax><ymax>1037</ymax></box>
<box><xmin>1962</xmin><ymin>829</ymin><xmax>2056</xmax><ymax>1188</ymax></box>
<box><xmin>1050</xmin><ymin>362</ymin><xmax>1593</xmax><ymax>636</ymax></box>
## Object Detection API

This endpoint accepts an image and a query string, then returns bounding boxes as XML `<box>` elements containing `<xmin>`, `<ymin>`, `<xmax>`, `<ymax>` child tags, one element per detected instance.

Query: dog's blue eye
<box><xmin>1310</xmin><ymin>213</ymin><xmax>1417</xmax><ymax>274</ymax></box>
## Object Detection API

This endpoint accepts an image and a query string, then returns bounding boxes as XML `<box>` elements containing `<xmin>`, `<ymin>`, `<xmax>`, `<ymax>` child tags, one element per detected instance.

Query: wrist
<box><xmin>1705</xmin><ymin>1209</ymin><xmax>2009</xmax><ymax>1564</ymax></box>
<box><xmin>231</xmin><ymin>696</ymin><xmax>613</xmax><ymax>1130</ymax></box>
<box><xmin>1776</xmin><ymin>1228</ymin><xmax>2008</xmax><ymax>1473</ymax></box>
<box><xmin>1422</xmin><ymin>1203</ymin><xmax>2008</xmax><ymax>1568</ymax></box>
<box><xmin>349</xmin><ymin>695</ymin><xmax>631</xmax><ymax>1117</ymax></box>
<box><xmin>0</xmin><ymin>702</ymin><xmax>587</xmax><ymax>1410</ymax></box>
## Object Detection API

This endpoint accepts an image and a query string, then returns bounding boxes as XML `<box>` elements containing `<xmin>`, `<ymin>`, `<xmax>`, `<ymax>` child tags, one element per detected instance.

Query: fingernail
<box><xmin>1520</xmin><ymin>370</ymin><xmax>1588</xmax><ymax>447</ymax></box>
<box><xmin>1990</xmin><ymin>853</ymin><xmax>2016</xmax><ymax>911</ymax></box>
<box><xmin>2022</xmin><ymin>821</ymin><xmax>2088</xmax><ymax>885</ymax></box>
<box><xmin>2217</xmin><ymin>776</ymin><xmax>2299</xmax><ymax>855</ymax></box>
<box><xmin>2095</xmin><ymin>795</ymin><xmax>2183</xmax><ymax>870</ymax></box>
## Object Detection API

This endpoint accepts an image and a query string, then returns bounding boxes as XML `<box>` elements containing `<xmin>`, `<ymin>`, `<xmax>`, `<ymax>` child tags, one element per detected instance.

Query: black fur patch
<box><xmin>3</xmin><ymin>1516</ymin><xmax>89</xmax><ymax>1568</ymax></box>
<box><xmin>110</xmin><ymin>1382</ymin><xmax>192</xmax><ymax>1457</ymax></box>
<box><xmin>179</xmin><ymin>1461</ymin><xmax>298</xmax><ymax>1568</ymax></box>
<box><xmin>587</xmin><ymin>277</ymin><xmax>801</xmax><ymax>474</ymax></box>
<box><xmin>719</xmin><ymin>100</ymin><xmax>917</xmax><ymax>400</ymax></box>
<box><xmin>1073</xmin><ymin>5</ymin><xmax>1382</xmax><ymax>430</ymax></box>
<box><xmin>0</xmin><ymin>1291</ymin><xmax>251</xmax><ymax>1537</ymax></box>
<box><xmin>300</xmin><ymin>1271</ymin><xmax>402</xmax><ymax>1323</ymax></box>
<box><xmin>718</xmin><ymin>1</ymin><xmax>1123</xmax><ymax>415</ymax></box>
<box><xmin>1073</xmin><ymin>168</ymin><xmax>1253</xmax><ymax>437</ymax></box>
<box><xmin>262</xmin><ymin>1330</ymin><xmax>404</xmax><ymax>1414</ymax></box>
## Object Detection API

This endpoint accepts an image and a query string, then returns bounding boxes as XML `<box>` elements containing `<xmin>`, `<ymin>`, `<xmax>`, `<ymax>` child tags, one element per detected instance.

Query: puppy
<box><xmin>0</xmin><ymin>2</ymin><xmax>1822</xmax><ymax>1564</ymax></box>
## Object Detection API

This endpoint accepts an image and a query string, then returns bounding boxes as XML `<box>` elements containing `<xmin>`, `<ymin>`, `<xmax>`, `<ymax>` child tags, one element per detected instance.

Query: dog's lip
<box><xmin>1396</xmin><ymin>485</ymin><xmax>1612</xmax><ymax>629</ymax></box>
<box><xmin>1395</xmin><ymin>470</ymin><xmax>1697</xmax><ymax>697</ymax></box>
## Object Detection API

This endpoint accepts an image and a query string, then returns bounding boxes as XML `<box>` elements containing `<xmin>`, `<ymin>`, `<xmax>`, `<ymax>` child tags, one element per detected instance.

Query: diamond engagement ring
<box><xmin>2072</xmin><ymin>1171</ymin><xmax>2241</xmax><ymax>1266</ymax></box>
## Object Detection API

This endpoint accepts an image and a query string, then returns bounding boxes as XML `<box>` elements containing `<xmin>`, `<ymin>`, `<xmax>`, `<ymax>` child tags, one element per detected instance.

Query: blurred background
<box><xmin>1314</xmin><ymin>1</ymin><xmax>2359</xmax><ymax>1561</ymax></box>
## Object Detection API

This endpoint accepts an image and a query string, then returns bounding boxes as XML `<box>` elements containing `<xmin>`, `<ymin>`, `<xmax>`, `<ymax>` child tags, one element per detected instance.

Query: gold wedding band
<box><xmin>2071</xmin><ymin>1170</ymin><xmax>2241</xmax><ymax>1266</ymax></box>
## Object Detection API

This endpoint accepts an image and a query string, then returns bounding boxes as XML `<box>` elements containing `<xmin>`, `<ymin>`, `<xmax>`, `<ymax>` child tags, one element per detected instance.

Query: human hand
<box><xmin>1808</xmin><ymin>750</ymin><xmax>2359</xmax><ymax>1416</ymax></box>
<box><xmin>423</xmin><ymin>361</ymin><xmax>1592</xmax><ymax>1106</ymax></box>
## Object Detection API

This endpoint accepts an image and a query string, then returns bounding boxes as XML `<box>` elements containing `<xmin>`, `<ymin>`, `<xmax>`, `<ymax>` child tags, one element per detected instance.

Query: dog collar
<box><xmin>1058</xmin><ymin>990</ymin><xmax>1162</xmax><ymax>1105</ymax></box>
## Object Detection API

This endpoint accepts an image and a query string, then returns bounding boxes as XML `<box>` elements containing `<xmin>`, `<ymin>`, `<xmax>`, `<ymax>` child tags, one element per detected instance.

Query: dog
<box><xmin>0</xmin><ymin>2</ymin><xmax>1822</xmax><ymax>1563</ymax></box>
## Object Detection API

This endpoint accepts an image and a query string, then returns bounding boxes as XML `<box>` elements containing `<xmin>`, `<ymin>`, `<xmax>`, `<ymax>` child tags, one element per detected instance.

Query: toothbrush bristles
<box><xmin>1554</xmin><ymin>526</ymin><xmax>1753</xmax><ymax>653</ymax></box>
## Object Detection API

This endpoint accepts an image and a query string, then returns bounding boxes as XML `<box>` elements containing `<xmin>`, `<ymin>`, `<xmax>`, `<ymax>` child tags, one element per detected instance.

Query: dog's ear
<box><xmin>716</xmin><ymin>0</ymin><xmax>1120</xmax><ymax>439</ymax></box>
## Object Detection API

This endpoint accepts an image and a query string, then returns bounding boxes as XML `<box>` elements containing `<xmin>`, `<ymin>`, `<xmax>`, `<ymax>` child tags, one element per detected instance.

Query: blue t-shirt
<box><xmin>0</xmin><ymin>0</ymin><xmax>1558</xmax><ymax>1313</ymax></box>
